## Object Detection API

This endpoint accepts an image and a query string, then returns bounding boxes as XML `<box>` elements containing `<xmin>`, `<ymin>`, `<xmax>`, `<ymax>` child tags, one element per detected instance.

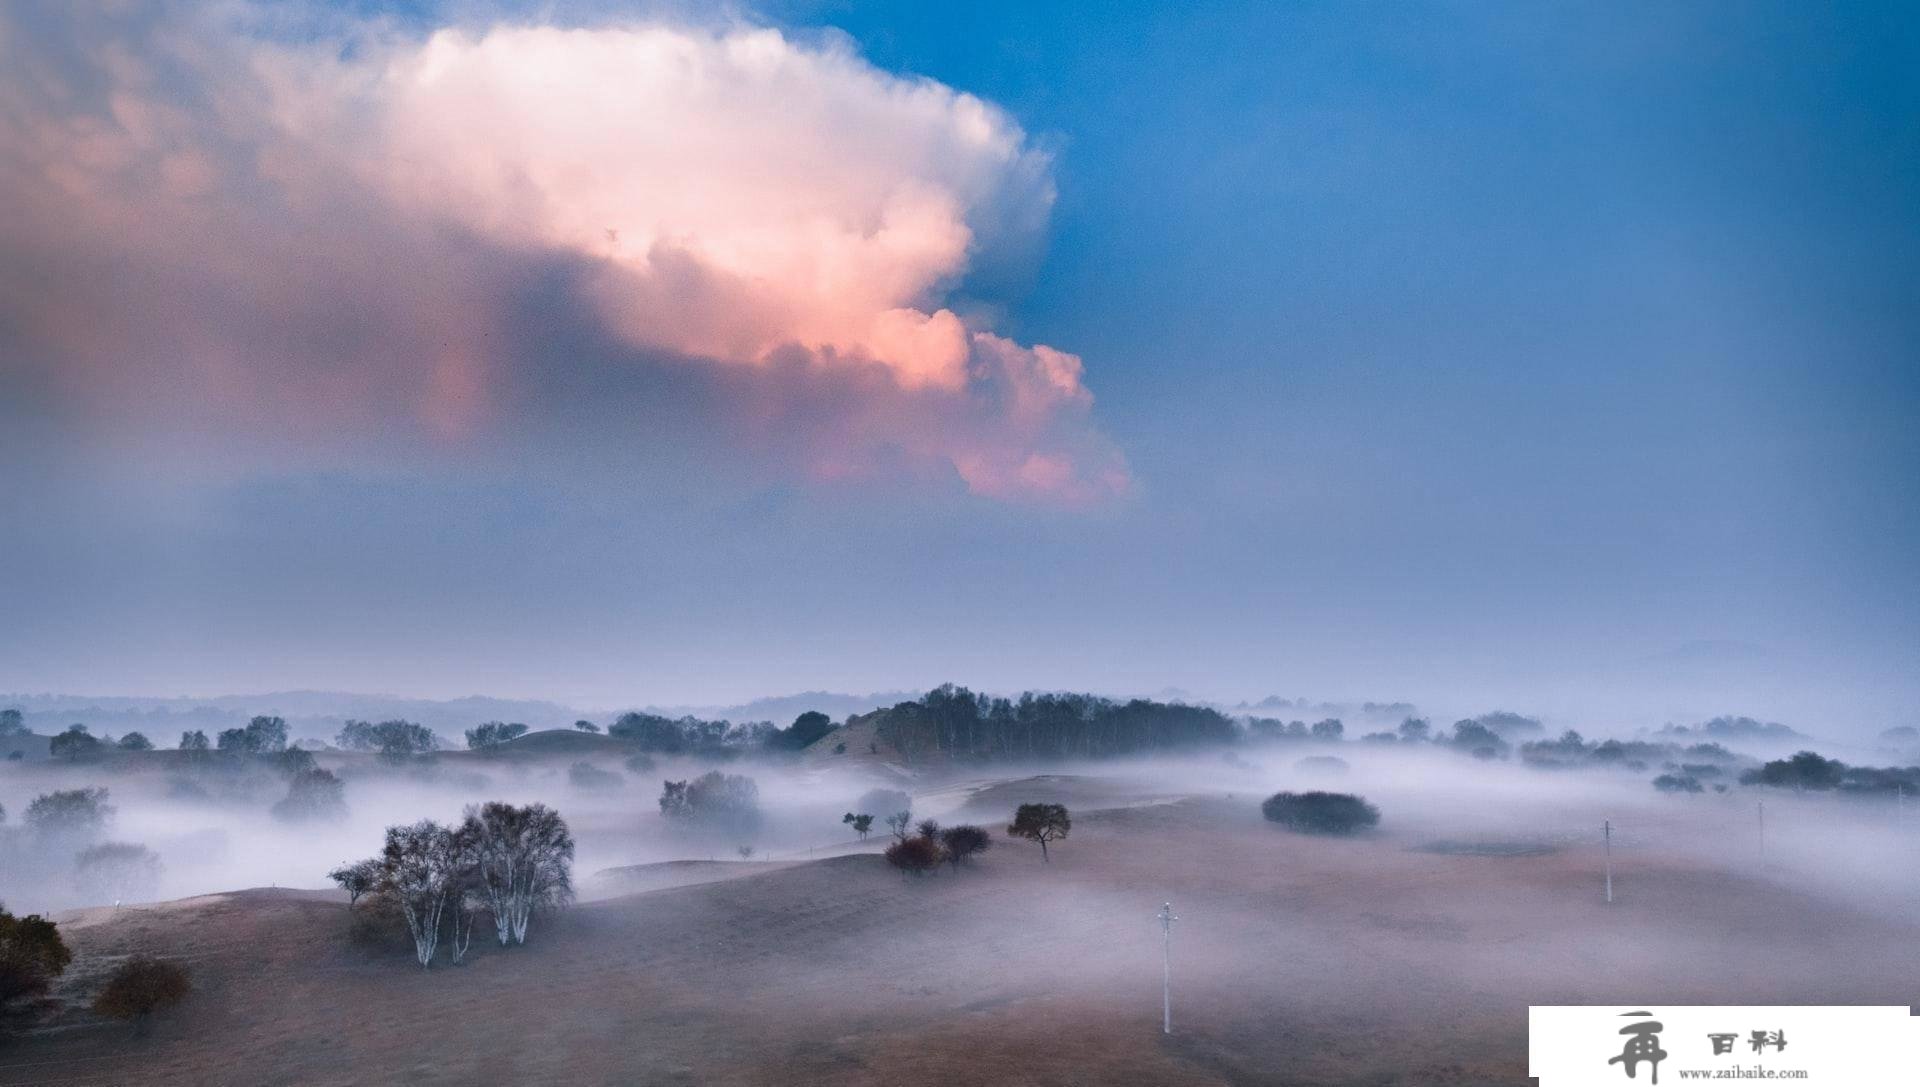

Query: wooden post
<box><xmin>1604</xmin><ymin>820</ymin><xmax>1613</xmax><ymax>904</ymax></box>
<box><xmin>1157</xmin><ymin>902</ymin><xmax>1178</xmax><ymax>1034</ymax></box>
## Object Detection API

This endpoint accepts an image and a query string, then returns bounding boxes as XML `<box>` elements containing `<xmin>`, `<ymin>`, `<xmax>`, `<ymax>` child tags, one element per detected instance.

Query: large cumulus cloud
<box><xmin>0</xmin><ymin>5</ymin><xmax>1128</xmax><ymax>504</ymax></box>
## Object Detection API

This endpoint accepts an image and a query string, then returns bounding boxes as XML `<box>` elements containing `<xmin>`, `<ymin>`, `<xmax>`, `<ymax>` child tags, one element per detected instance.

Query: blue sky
<box><xmin>1</xmin><ymin>1</ymin><xmax>1914</xmax><ymax>728</ymax></box>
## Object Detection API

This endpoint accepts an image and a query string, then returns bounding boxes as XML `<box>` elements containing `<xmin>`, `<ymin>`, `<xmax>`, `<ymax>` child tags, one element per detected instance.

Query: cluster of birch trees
<box><xmin>331</xmin><ymin>801</ymin><xmax>574</xmax><ymax>968</ymax></box>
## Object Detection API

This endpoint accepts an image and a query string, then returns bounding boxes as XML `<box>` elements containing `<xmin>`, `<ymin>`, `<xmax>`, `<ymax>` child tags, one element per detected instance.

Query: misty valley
<box><xmin>1</xmin><ymin>689</ymin><xmax>1915</xmax><ymax>1084</ymax></box>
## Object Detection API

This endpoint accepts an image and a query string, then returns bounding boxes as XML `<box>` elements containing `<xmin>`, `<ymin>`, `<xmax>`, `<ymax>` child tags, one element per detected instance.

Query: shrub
<box><xmin>0</xmin><ymin>908</ymin><xmax>71</xmax><ymax>1016</ymax></box>
<box><xmin>346</xmin><ymin>891</ymin><xmax>412</xmax><ymax>954</ymax></box>
<box><xmin>884</xmin><ymin>835</ymin><xmax>945</xmax><ymax>876</ymax></box>
<box><xmin>1261</xmin><ymin>791</ymin><xmax>1379</xmax><ymax>834</ymax></box>
<box><xmin>938</xmin><ymin>824</ymin><xmax>992</xmax><ymax>867</ymax></box>
<box><xmin>91</xmin><ymin>955</ymin><xmax>190</xmax><ymax>1030</ymax></box>
<box><xmin>1652</xmin><ymin>773</ymin><xmax>1704</xmax><ymax>794</ymax></box>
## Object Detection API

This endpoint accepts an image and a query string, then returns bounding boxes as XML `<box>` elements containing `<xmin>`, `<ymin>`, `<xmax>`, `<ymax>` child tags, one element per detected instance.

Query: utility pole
<box><xmin>1603</xmin><ymin>820</ymin><xmax>1613</xmax><ymax>904</ymax></box>
<box><xmin>1157</xmin><ymin>902</ymin><xmax>1178</xmax><ymax>1035</ymax></box>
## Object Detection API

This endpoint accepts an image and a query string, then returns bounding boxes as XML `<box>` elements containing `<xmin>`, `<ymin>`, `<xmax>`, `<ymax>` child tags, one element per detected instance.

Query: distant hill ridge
<box><xmin>0</xmin><ymin>688</ymin><xmax>917</xmax><ymax>744</ymax></box>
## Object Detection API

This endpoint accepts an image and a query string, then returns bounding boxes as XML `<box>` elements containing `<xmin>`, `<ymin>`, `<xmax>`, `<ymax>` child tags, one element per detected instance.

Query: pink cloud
<box><xmin>0</xmin><ymin>11</ymin><xmax>1129</xmax><ymax>504</ymax></box>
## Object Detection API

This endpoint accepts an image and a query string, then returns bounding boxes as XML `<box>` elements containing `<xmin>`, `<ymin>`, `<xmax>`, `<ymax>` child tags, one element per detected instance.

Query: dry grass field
<box><xmin>5</xmin><ymin>775</ymin><xmax>1914</xmax><ymax>1087</ymax></box>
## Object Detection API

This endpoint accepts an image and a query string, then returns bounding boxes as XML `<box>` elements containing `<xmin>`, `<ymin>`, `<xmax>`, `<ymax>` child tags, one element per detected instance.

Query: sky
<box><xmin>1</xmin><ymin>1</ymin><xmax>1915</xmax><ymax>730</ymax></box>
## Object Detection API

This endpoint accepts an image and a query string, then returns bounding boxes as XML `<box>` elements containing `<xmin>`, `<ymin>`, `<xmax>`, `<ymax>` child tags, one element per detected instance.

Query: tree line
<box><xmin>868</xmin><ymin>685</ymin><xmax>1238</xmax><ymax>763</ymax></box>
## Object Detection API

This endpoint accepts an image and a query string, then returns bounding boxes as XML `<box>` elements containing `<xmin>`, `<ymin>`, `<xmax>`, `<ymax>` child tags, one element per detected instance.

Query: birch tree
<box><xmin>461</xmin><ymin>802</ymin><xmax>574</xmax><ymax>948</ymax></box>
<box><xmin>444</xmin><ymin>822</ymin><xmax>483</xmax><ymax>965</ymax></box>
<box><xmin>381</xmin><ymin>821</ymin><xmax>459</xmax><ymax>968</ymax></box>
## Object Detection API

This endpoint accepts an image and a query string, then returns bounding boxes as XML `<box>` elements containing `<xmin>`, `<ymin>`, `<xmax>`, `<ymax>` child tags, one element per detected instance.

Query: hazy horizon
<box><xmin>3</xmin><ymin>2</ymin><xmax>1915</xmax><ymax>733</ymax></box>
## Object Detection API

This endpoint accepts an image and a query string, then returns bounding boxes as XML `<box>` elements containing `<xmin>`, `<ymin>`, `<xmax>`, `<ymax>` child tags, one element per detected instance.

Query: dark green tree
<box><xmin>1007</xmin><ymin>803</ymin><xmax>1071</xmax><ymax>862</ymax></box>
<box><xmin>50</xmin><ymin>724</ymin><xmax>103</xmax><ymax>762</ymax></box>
<box><xmin>1261</xmin><ymin>791</ymin><xmax>1379</xmax><ymax>834</ymax></box>
<box><xmin>464</xmin><ymin>721</ymin><xmax>530</xmax><ymax>750</ymax></box>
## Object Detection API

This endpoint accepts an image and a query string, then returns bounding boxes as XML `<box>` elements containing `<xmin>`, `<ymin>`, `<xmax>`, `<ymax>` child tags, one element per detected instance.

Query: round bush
<box><xmin>884</xmin><ymin>834</ymin><xmax>945</xmax><ymax>875</ymax></box>
<box><xmin>92</xmin><ymin>954</ymin><xmax>190</xmax><ymax>1024</ymax></box>
<box><xmin>1261</xmin><ymin>791</ymin><xmax>1379</xmax><ymax>834</ymax></box>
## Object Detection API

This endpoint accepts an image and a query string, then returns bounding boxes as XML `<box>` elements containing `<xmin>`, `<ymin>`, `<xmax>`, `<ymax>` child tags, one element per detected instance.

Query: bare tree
<box><xmin>461</xmin><ymin>802</ymin><xmax>575</xmax><ymax>948</ymax></box>
<box><xmin>884</xmin><ymin>810</ymin><xmax>914</xmax><ymax>843</ymax></box>
<box><xmin>1007</xmin><ymin>803</ymin><xmax>1071</xmax><ymax>862</ymax></box>
<box><xmin>381</xmin><ymin>821</ymin><xmax>459</xmax><ymax>968</ymax></box>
